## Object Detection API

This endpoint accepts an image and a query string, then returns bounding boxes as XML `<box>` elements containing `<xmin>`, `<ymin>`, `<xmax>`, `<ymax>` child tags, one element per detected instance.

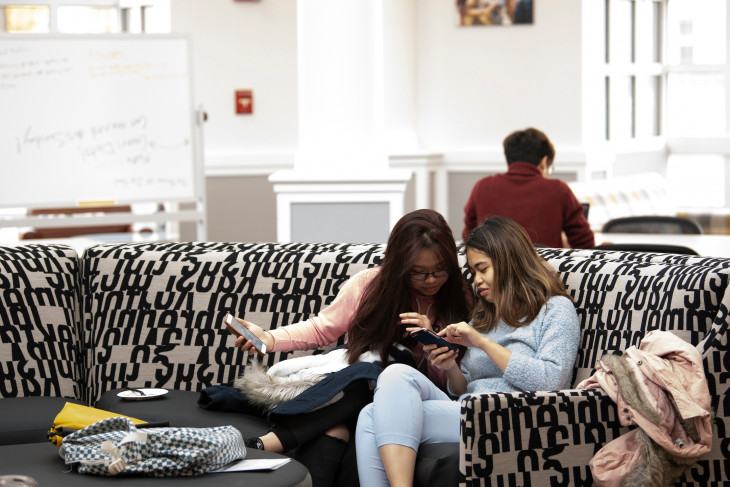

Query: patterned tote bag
<box><xmin>60</xmin><ymin>417</ymin><xmax>245</xmax><ymax>476</ymax></box>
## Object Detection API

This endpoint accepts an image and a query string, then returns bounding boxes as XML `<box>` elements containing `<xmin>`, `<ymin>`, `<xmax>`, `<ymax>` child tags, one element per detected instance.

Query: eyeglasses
<box><xmin>409</xmin><ymin>270</ymin><xmax>449</xmax><ymax>281</ymax></box>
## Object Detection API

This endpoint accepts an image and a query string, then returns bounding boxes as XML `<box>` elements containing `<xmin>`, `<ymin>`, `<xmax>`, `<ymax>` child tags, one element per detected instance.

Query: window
<box><xmin>665</xmin><ymin>0</ymin><xmax>728</xmax><ymax>209</ymax></box>
<box><xmin>666</xmin><ymin>0</ymin><xmax>726</xmax><ymax>136</ymax></box>
<box><xmin>601</xmin><ymin>0</ymin><xmax>728</xmax><ymax>208</ymax></box>
<box><xmin>3</xmin><ymin>5</ymin><xmax>50</xmax><ymax>32</ymax></box>
<box><xmin>57</xmin><ymin>6</ymin><xmax>119</xmax><ymax>33</ymax></box>
<box><xmin>604</xmin><ymin>0</ymin><xmax>663</xmax><ymax>141</ymax></box>
<box><xmin>1</xmin><ymin>1</ymin><xmax>169</xmax><ymax>34</ymax></box>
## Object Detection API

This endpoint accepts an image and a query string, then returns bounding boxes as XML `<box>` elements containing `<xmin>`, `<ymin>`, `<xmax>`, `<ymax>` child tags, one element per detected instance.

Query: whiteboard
<box><xmin>0</xmin><ymin>35</ymin><xmax>199</xmax><ymax>207</ymax></box>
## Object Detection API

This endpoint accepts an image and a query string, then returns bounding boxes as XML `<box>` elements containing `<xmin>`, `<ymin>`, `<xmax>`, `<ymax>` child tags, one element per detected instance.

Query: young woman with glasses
<box><xmin>230</xmin><ymin>208</ymin><xmax>472</xmax><ymax>486</ymax></box>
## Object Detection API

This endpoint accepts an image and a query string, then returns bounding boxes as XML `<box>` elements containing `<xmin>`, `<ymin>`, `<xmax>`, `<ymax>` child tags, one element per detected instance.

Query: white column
<box><xmin>384</xmin><ymin>0</ymin><xmax>418</xmax><ymax>153</ymax></box>
<box><xmin>271</xmin><ymin>0</ymin><xmax>411</xmax><ymax>243</ymax></box>
<box><xmin>295</xmin><ymin>0</ymin><xmax>388</xmax><ymax>173</ymax></box>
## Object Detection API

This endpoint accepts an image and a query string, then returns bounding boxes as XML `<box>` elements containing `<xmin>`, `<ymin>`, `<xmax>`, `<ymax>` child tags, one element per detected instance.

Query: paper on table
<box><xmin>213</xmin><ymin>458</ymin><xmax>291</xmax><ymax>473</ymax></box>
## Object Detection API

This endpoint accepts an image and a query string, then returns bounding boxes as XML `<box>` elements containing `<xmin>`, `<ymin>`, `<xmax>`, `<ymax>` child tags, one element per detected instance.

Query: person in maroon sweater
<box><xmin>462</xmin><ymin>127</ymin><xmax>595</xmax><ymax>248</ymax></box>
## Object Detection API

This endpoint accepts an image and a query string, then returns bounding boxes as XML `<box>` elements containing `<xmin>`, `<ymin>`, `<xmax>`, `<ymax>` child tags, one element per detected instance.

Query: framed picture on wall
<box><xmin>456</xmin><ymin>0</ymin><xmax>533</xmax><ymax>26</ymax></box>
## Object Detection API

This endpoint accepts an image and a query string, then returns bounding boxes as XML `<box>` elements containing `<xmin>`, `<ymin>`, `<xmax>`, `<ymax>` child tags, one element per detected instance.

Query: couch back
<box><xmin>79</xmin><ymin>242</ymin><xmax>384</xmax><ymax>404</ymax></box>
<box><xmin>536</xmin><ymin>248</ymin><xmax>730</xmax><ymax>393</ymax></box>
<box><xmin>0</xmin><ymin>244</ymin><xmax>81</xmax><ymax>399</ymax></box>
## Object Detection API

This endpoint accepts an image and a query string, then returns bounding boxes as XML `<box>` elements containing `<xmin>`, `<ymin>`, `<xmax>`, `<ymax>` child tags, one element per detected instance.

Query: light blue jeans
<box><xmin>355</xmin><ymin>363</ymin><xmax>461</xmax><ymax>487</ymax></box>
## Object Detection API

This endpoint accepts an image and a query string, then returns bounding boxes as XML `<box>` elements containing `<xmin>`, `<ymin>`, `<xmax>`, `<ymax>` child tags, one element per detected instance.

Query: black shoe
<box><xmin>244</xmin><ymin>437</ymin><xmax>265</xmax><ymax>450</ymax></box>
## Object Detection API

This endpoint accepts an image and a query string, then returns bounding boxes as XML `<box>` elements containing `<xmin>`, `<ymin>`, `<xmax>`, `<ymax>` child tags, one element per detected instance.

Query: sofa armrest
<box><xmin>459</xmin><ymin>389</ymin><xmax>627</xmax><ymax>486</ymax></box>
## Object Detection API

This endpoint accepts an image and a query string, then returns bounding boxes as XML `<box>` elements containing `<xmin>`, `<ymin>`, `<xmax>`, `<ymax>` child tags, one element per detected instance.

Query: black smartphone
<box><xmin>409</xmin><ymin>328</ymin><xmax>458</xmax><ymax>352</ymax></box>
<box><xmin>224</xmin><ymin>313</ymin><xmax>267</xmax><ymax>354</ymax></box>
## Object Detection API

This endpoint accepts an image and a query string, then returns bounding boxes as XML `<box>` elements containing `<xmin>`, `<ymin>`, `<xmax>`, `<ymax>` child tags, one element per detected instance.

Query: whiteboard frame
<box><xmin>0</xmin><ymin>34</ymin><xmax>206</xmax><ymax>241</ymax></box>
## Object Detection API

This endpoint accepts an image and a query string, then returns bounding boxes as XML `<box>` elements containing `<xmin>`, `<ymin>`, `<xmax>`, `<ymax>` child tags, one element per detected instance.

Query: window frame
<box><xmin>602</xmin><ymin>0</ymin><xmax>665</xmax><ymax>142</ymax></box>
<box><xmin>1</xmin><ymin>0</ymin><xmax>163</xmax><ymax>34</ymax></box>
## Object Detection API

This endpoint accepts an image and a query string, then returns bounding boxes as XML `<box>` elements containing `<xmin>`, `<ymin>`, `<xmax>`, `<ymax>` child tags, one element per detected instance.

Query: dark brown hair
<box><xmin>346</xmin><ymin>209</ymin><xmax>470</xmax><ymax>364</ymax></box>
<box><xmin>465</xmin><ymin>215</ymin><xmax>570</xmax><ymax>332</ymax></box>
<box><xmin>503</xmin><ymin>127</ymin><xmax>555</xmax><ymax>167</ymax></box>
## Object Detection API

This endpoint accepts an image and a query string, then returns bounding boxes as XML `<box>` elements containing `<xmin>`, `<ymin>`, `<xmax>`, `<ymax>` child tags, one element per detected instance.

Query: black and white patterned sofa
<box><xmin>0</xmin><ymin>242</ymin><xmax>455</xmax><ymax>484</ymax></box>
<box><xmin>1</xmin><ymin>242</ymin><xmax>729</xmax><ymax>485</ymax></box>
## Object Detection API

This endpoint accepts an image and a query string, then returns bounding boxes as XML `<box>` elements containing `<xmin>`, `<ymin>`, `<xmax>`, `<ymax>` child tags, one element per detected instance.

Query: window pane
<box><xmin>666</xmin><ymin>72</ymin><xmax>725</xmax><ymax>136</ymax></box>
<box><xmin>635</xmin><ymin>0</ymin><xmax>662</xmax><ymax>63</ymax></box>
<box><xmin>57</xmin><ymin>6</ymin><xmax>119</xmax><ymax>34</ymax></box>
<box><xmin>667</xmin><ymin>154</ymin><xmax>725</xmax><ymax>208</ymax></box>
<box><xmin>607</xmin><ymin>75</ymin><xmax>634</xmax><ymax>140</ymax></box>
<box><xmin>635</xmin><ymin>75</ymin><xmax>660</xmax><ymax>137</ymax></box>
<box><xmin>667</xmin><ymin>0</ymin><xmax>726</xmax><ymax>65</ymax></box>
<box><xmin>4</xmin><ymin>6</ymin><xmax>50</xmax><ymax>33</ymax></box>
<box><xmin>607</xmin><ymin>0</ymin><xmax>634</xmax><ymax>63</ymax></box>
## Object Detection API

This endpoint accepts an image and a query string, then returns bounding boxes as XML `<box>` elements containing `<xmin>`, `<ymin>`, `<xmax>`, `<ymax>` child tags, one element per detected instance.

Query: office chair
<box><xmin>601</xmin><ymin>216</ymin><xmax>703</xmax><ymax>235</ymax></box>
<box><xmin>594</xmin><ymin>243</ymin><xmax>699</xmax><ymax>256</ymax></box>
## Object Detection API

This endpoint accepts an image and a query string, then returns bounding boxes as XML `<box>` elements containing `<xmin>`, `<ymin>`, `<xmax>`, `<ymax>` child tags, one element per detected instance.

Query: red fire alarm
<box><xmin>235</xmin><ymin>90</ymin><xmax>253</xmax><ymax>114</ymax></box>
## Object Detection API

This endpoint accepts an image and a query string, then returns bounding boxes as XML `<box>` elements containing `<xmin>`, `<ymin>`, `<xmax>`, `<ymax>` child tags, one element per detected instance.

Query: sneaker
<box><xmin>244</xmin><ymin>437</ymin><xmax>265</xmax><ymax>450</ymax></box>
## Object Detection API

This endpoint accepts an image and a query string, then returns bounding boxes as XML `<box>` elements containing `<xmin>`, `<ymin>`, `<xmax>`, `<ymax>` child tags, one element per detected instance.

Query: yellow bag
<box><xmin>48</xmin><ymin>402</ymin><xmax>147</xmax><ymax>446</ymax></box>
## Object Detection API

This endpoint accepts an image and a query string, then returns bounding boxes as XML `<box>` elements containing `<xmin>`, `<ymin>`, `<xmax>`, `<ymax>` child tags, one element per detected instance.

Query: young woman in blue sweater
<box><xmin>355</xmin><ymin>215</ymin><xmax>581</xmax><ymax>487</ymax></box>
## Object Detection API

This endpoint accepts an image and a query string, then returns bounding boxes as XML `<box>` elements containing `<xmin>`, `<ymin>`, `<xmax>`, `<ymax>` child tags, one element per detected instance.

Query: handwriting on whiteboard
<box><xmin>0</xmin><ymin>48</ymin><xmax>188</xmax><ymax>90</ymax></box>
<box><xmin>113</xmin><ymin>176</ymin><xmax>189</xmax><ymax>190</ymax></box>
<box><xmin>87</xmin><ymin>48</ymin><xmax>187</xmax><ymax>80</ymax></box>
<box><xmin>0</xmin><ymin>53</ymin><xmax>73</xmax><ymax>90</ymax></box>
<box><xmin>14</xmin><ymin>114</ymin><xmax>189</xmax><ymax>168</ymax></box>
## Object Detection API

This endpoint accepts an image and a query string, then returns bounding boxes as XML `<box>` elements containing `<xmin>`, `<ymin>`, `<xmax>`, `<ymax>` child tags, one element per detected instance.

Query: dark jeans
<box><xmin>273</xmin><ymin>382</ymin><xmax>373</xmax><ymax>487</ymax></box>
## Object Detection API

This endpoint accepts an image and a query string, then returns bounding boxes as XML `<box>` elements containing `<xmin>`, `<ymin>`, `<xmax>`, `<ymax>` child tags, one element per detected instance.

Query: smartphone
<box><xmin>409</xmin><ymin>328</ymin><xmax>458</xmax><ymax>353</ymax></box>
<box><xmin>224</xmin><ymin>313</ymin><xmax>267</xmax><ymax>354</ymax></box>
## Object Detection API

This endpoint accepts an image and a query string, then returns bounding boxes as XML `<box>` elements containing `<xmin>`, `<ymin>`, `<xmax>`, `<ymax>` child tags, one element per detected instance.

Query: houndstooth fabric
<box><xmin>0</xmin><ymin>244</ymin><xmax>81</xmax><ymax>399</ymax></box>
<box><xmin>61</xmin><ymin>417</ymin><xmax>244</xmax><ymax>476</ymax></box>
<box><xmin>459</xmin><ymin>247</ymin><xmax>730</xmax><ymax>486</ymax></box>
<box><xmin>79</xmin><ymin>242</ymin><xmax>384</xmax><ymax>404</ymax></box>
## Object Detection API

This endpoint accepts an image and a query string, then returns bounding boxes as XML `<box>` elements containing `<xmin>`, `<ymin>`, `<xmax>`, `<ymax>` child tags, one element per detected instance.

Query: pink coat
<box><xmin>576</xmin><ymin>330</ymin><xmax>713</xmax><ymax>486</ymax></box>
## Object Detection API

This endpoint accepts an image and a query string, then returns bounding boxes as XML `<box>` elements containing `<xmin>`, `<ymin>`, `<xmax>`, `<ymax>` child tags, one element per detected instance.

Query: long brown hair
<box><xmin>465</xmin><ymin>216</ymin><xmax>570</xmax><ymax>332</ymax></box>
<box><xmin>346</xmin><ymin>209</ymin><xmax>470</xmax><ymax>364</ymax></box>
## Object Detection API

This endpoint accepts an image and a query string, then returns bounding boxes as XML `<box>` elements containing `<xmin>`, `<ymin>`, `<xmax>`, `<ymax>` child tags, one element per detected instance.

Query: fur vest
<box><xmin>577</xmin><ymin>330</ymin><xmax>713</xmax><ymax>487</ymax></box>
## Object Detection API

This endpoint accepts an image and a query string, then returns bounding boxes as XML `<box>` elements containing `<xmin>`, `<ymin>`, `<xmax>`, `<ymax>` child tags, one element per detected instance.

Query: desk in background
<box><xmin>593</xmin><ymin>232</ymin><xmax>730</xmax><ymax>258</ymax></box>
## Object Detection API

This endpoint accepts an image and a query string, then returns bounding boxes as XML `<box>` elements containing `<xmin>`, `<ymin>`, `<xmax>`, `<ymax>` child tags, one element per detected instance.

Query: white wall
<box><xmin>172</xmin><ymin>0</ymin><xmax>586</xmax><ymax>166</ymax></box>
<box><xmin>416</xmin><ymin>0</ymin><xmax>584</xmax><ymax>151</ymax></box>
<box><xmin>170</xmin><ymin>0</ymin><xmax>298</xmax><ymax>242</ymax></box>
<box><xmin>171</xmin><ymin>0</ymin><xmax>298</xmax><ymax>164</ymax></box>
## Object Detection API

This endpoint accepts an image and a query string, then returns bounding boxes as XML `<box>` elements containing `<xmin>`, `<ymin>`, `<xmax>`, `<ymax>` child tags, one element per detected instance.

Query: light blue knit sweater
<box><xmin>457</xmin><ymin>295</ymin><xmax>580</xmax><ymax>394</ymax></box>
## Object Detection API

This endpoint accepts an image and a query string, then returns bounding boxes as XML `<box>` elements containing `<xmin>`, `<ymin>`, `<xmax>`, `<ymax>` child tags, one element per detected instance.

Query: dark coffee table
<box><xmin>0</xmin><ymin>441</ymin><xmax>311</xmax><ymax>486</ymax></box>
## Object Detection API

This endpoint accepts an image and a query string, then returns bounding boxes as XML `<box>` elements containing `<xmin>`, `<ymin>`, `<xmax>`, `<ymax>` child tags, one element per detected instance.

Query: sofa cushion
<box><xmin>79</xmin><ymin>241</ymin><xmax>385</xmax><ymax>404</ymax></box>
<box><xmin>0</xmin><ymin>396</ymin><xmax>84</xmax><ymax>445</ymax></box>
<box><xmin>0</xmin><ymin>244</ymin><xmax>82</xmax><ymax>400</ymax></box>
<box><xmin>0</xmin><ymin>442</ymin><xmax>312</xmax><ymax>486</ymax></box>
<box><xmin>95</xmin><ymin>389</ymin><xmax>270</xmax><ymax>439</ymax></box>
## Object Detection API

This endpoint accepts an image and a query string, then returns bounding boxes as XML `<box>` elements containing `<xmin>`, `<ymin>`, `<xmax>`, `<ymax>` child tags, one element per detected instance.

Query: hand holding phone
<box><xmin>224</xmin><ymin>313</ymin><xmax>267</xmax><ymax>354</ymax></box>
<box><xmin>409</xmin><ymin>328</ymin><xmax>458</xmax><ymax>353</ymax></box>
